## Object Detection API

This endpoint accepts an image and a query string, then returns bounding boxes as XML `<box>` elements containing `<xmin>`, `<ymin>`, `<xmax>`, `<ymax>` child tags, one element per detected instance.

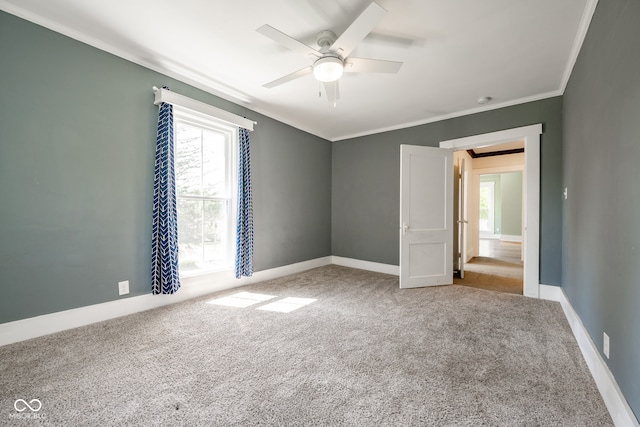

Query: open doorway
<box><xmin>452</xmin><ymin>144</ymin><xmax>525</xmax><ymax>294</ymax></box>
<box><xmin>441</xmin><ymin>124</ymin><xmax>541</xmax><ymax>298</ymax></box>
<box><xmin>475</xmin><ymin>169</ymin><xmax>524</xmax><ymax>294</ymax></box>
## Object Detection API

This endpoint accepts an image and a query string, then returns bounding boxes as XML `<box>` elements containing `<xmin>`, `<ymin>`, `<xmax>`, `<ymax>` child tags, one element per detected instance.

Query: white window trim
<box><xmin>174</xmin><ymin>107</ymin><xmax>238</xmax><ymax>278</ymax></box>
<box><xmin>154</xmin><ymin>86</ymin><xmax>255</xmax><ymax>131</ymax></box>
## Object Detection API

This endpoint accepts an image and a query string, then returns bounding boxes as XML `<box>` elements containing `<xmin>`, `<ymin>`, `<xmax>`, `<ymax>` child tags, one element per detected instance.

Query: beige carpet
<box><xmin>0</xmin><ymin>266</ymin><xmax>611</xmax><ymax>426</ymax></box>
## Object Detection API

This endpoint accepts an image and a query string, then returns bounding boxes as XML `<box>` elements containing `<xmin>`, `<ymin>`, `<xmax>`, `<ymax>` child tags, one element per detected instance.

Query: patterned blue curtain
<box><xmin>235</xmin><ymin>127</ymin><xmax>254</xmax><ymax>278</ymax></box>
<box><xmin>151</xmin><ymin>93</ymin><xmax>180</xmax><ymax>294</ymax></box>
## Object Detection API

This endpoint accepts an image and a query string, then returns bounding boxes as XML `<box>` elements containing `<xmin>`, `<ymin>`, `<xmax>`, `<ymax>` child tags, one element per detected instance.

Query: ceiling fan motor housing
<box><xmin>316</xmin><ymin>30</ymin><xmax>337</xmax><ymax>49</ymax></box>
<box><xmin>314</xmin><ymin>30</ymin><xmax>344</xmax><ymax>82</ymax></box>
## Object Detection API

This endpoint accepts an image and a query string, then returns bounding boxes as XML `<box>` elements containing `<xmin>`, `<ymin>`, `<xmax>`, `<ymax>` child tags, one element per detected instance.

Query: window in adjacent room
<box><xmin>479</xmin><ymin>180</ymin><xmax>495</xmax><ymax>236</ymax></box>
<box><xmin>174</xmin><ymin>109</ymin><xmax>237</xmax><ymax>275</ymax></box>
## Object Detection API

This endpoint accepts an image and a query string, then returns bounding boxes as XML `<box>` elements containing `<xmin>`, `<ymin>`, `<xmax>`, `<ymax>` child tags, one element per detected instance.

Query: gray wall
<box><xmin>500</xmin><ymin>172</ymin><xmax>523</xmax><ymax>236</ymax></box>
<box><xmin>0</xmin><ymin>11</ymin><xmax>331</xmax><ymax>324</ymax></box>
<box><xmin>563</xmin><ymin>0</ymin><xmax>640</xmax><ymax>419</ymax></box>
<box><xmin>332</xmin><ymin>97</ymin><xmax>563</xmax><ymax>285</ymax></box>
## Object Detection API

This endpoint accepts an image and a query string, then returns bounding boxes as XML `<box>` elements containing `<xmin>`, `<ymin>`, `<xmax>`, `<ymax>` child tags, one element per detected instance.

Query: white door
<box><xmin>458</xmin><ymin>158</ymin><xmax>468</xmax><ymax>278</ymax></box>
<box><xmin>400</xmin><ymin>145</ymin><xmax>453</xmax><ymax>288</ymax></box>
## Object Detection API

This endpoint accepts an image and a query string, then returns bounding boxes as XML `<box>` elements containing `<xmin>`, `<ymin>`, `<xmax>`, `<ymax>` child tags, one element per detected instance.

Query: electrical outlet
<box><xmin>563</xmin><ymin>187</ymin><xmax>568</xmax><ymax>200</ymax></box>
<box><xmin>603</xmin><ymin>332</ymin><xmax>610</xmax><ymax>359</ymax></box>
<box><xmin>118</xmin><ymin>280</ymin><xmax>130</xmax><ymax>296</ymax></box>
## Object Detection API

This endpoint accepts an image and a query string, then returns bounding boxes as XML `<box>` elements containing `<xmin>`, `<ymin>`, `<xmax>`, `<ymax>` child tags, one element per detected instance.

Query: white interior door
<box><xmin>400</xmin><ymin>145</ymin><xmax>453</xmax><ymax>288</ymax></box>
<box><xmin>458</xmin><ymin>158</ymin><xmax>467</xmax><ymax>278</ymax></box>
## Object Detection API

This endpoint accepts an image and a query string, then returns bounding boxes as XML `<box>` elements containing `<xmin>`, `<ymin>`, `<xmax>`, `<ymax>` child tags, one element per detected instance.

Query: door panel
<box><xmin>400</xmin><ymin>145</ymin><xmax>453</xmax><ymax>288</ymax></box>
<box><xmin>409</xmin><ymin>242</ymin><xmax>446</xmax><ymax>277</ymax></box>
<box><xmin>458</xmin><ymin>157</ymin><xmax>467</xmax><ymax>278</ymax></box>
<box><xmin>409</xmin><ymin>155</ymin><xmax>446</xmax><ymax>230</ymax></box>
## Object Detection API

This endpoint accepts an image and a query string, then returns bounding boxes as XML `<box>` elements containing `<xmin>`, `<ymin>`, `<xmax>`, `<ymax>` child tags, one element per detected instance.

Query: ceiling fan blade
<box><xmin>344</xmin><ymin>57</ymin><xmax>403</xmax><ymax>74</ymax></box>
<box><xmin>257</xmin><ymin>24</ymin><xmax>321</xmax><ymax>58</ymax></box>
<box><xmin>330</xmin><ymin>1</ymin><xmax>387</xmax><ymax>57</ymax></box>
<box><xmin>323</xmin><ymin>80</ymin><xmax>340</xmax><ymax>104</ymax></box>
<box><xmin>263</xmin><ymin>66</ymin><xmax>313</xmax><ymax>88</ymax></box>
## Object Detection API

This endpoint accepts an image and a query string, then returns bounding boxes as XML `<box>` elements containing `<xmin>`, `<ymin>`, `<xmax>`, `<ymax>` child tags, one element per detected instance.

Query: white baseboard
<box><xmin>544</xmin><ymin>288</ymin><xmax>639</xmax><ymax>427</ymax></box>
<box><xmin>331</xmin><ymin>256</ymin><xmax>399</xmax><ymax>276</ymax></box>
<box><xmin>479</xmin><ymin>234</ymin><xmax>500</xmax><ymax>240</ymax></box>
<box><xmin>539</xmin><ymin>284</ymin><xmax>564</xmax><ymax>302</ymax></box>
<box><xmin>0</xmin><ymin>256</ymin><xmax>332</xmax><ymax>347</ymax></box>
<box><xmin>500</xmin><ymin>234</ymin><xmax>523</xmax><ymax>243</ymax></box>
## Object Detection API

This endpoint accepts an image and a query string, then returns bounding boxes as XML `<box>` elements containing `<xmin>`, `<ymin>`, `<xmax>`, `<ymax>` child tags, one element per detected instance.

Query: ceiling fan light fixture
<box><xmin>313</xmin><ymin>56</ymin><xmax>344</xmax><ymax>82</ymax></box>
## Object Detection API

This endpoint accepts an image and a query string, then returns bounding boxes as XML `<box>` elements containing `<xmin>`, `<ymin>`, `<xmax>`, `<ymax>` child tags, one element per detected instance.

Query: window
<box><xmin>479</xmin><ymin>180</ymin><xmax>495</xmax><ymax>235</ymax></box>
<box><xmin>174</xmin><ymin>109</ymin><xmax>236</xmax><ymax>275</ymax></box>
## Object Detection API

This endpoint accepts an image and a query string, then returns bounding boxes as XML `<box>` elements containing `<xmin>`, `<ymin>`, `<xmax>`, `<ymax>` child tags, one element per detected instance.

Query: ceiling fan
<box><xmin>257</xmin><ymin>1</ymin><xmax>403</xmax><ymax>104</ymax></box>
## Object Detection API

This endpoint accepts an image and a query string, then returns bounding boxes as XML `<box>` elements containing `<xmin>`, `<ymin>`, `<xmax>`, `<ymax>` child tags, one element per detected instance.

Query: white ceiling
<box><xmin>1</xmin><ymin>0</ymin><xmax>595</xmax><ymax>141</ymax></box>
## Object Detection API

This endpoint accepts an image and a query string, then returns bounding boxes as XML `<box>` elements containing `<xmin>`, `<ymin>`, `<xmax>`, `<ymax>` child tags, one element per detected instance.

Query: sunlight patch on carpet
<box><xmin>206</xmin><ymin>292</ymin><xmax>276</xmax><ymax>308</ymax></box>
<box><xmin>257</xmin><ymin>297</ymin><xmax>317</xmax><ymax>313</ymax></box>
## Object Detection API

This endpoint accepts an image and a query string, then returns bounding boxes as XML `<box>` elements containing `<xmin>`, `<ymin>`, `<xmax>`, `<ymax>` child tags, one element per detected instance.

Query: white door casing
<box><xmin>400</xmin><ymin>145</ymin><xmax>453</xmax><ymax>288</ymax></box>
<box><xmin>440</xmin><ymin>124</ymin><xmax>541</xmax><ymax>298</ymax></box>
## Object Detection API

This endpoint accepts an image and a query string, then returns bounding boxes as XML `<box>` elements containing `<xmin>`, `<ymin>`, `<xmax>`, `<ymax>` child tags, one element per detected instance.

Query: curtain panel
<box><xmin>235</xmin><ymin>127</ymin><xmax>254</xmax><ymax>278</ymax></box>
<box><xmin>151</xmin><ymin>96</ymin><xmax>181</xmax><ymax>294</ymax></box>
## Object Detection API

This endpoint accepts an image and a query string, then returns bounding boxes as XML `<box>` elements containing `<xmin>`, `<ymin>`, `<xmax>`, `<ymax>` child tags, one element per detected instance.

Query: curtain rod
<box><xmin>152</xmin><ymin>86</ymin><xmax>255</xmax><ymax>131</ymax></box>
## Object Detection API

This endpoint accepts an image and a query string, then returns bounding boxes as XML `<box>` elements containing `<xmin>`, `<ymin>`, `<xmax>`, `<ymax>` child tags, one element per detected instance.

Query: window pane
<box><xmin>175</xmin><ymin>123</ymin><xmax>202</xmax><ymax>197</ymax></box>
<box><xmin>202</xmin><ymin>130</ymin><xmax>227</xmax><ymax>197</ymax></box>
<box><xmin>177</xmin><ymin>198</ymin><xmax>204</xmax><ymax>272</ymax></box>
<box><xmin>203</xmin><ymin>200</ymin><xmax>229</xmax><ymax>267</ymax></box>
<box><xmin>177</xmin><ymin>198</ymin><xmax>231</xmax><ymax>273</ymax></box>
<box><xmin>479</xmin><ymin>186</ymin><xmax>489</xmax><ymax>230</ymax></box>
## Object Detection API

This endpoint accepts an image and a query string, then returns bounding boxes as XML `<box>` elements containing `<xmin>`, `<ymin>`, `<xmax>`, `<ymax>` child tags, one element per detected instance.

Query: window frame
<box><xmin>173</xmin><ymin>107</ymin><xmax>238</xmax><ymax>277</ymax></box>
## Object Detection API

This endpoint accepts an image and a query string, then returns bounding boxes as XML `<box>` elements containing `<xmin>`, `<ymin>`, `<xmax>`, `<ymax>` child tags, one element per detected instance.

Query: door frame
<box><xmin>440</xmin><ymin>124</ymin><xmax>541</xmax><ymax>298</ymax></box>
